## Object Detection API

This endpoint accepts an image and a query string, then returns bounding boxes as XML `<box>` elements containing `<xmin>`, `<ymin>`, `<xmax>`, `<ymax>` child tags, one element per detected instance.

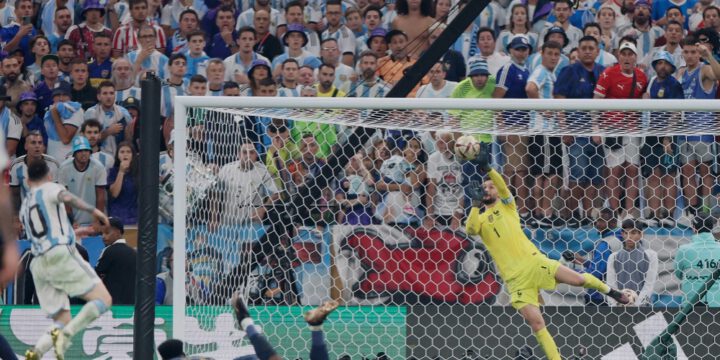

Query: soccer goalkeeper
<box><xmin>465</xmin><ymin>149</ymin><xmax>630</xmax><ymax>360</ymax></box>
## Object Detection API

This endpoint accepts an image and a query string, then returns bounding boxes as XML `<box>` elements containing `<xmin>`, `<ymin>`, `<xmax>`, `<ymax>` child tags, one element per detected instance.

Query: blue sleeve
<box><xmin>0</xmin><ymin>26</ymin><xmax>15</xmax><ymax>42</ymax></box>
<box><xmin>553</xmin><ymin>66</ymin><xmax>572</xmax><ymax>97</ymax></box>
<box><xmin>495</xmin><ymin>66</ymin><xmax>506</xmax><ymax>87</ymax></box>
<box><xmin>651</xmin><ymin>2</ymin><xmax>664</xmax><ymax>21</ymax></box>
<box><xmin>305</xmin><ymin>56</ymin><xmax>322</xmax><ymax>69</ymax></box>
<box><xmin>584</xmin><ymin>240</ymin><xmax>610</xmax><ymax>279</ymax></box>
<box><xmin>155</xmin><ymin>277</ymin><xmax>166</xmax><ymax>305</ymax></box>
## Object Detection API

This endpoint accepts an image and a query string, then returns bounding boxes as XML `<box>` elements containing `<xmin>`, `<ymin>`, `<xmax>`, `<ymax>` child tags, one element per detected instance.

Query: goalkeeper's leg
<box><xmin>304</xmin><ymin>300</ymin><xmax>339</xmax><ymax>360</ymax></box>
<box><xmin>554</xmin><ymin>264</ymin><xmax>631</xmax><ymax>304</ymax></box>
<box><xmin>518</xmin><ymin>304</ymin><xmax>561</xmax><ymax>360</ymax></box>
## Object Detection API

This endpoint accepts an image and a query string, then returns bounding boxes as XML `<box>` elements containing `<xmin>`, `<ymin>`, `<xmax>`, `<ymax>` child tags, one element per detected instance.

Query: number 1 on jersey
<box><xmin>493</xmin><ymin>227</ymin><xmax>500</xmax><ymax>238</ymax></box>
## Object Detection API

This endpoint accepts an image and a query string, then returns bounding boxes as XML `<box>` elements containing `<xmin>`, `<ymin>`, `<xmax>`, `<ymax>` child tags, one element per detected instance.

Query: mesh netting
<box><xmin>173</xmin><ymin>100</ymin><xmax>720</xmax><ymax>359</ymax></box>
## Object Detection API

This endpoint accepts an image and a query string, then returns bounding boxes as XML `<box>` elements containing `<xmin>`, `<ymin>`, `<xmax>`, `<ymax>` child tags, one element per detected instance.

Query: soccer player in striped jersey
<box><xmin>21</xmin><ymin>160</ymin><xmax>112</xmax><ymax>360</ymax></box>
<box><xmin>466</xmin><ymin>151</ymin><xmax>631</xmax><ymax>360</ymax></box>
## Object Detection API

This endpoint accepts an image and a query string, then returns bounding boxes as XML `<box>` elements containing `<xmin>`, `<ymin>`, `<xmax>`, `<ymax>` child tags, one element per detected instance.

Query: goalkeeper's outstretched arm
<box><xmin>486</xmin><ymin>168</ymin><xmax>513</xmax><ymax>203</ymax></box>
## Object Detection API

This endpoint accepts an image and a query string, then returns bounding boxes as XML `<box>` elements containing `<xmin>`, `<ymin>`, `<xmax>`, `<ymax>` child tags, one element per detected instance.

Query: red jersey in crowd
<box><xmin>594</xmin><ymin>64</ymin><xmax>648</xmax><ymax>126</ymax></box>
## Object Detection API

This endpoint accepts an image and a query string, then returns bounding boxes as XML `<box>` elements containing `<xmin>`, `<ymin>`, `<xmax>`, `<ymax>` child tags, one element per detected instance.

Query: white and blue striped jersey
<box><xmin>615</xmin><ymin>25</ymin><xmax>664</xmax><ymax>59</ymax></box>
<box><xmin>346</xmin><ymin>79</ymin><xmax>392</xmax><ymax>97</ymax></box>
<box><xmin>474</xmin><ymin>1</ymin><xmax>506</xmax><ymax>32</ymax></box>
<box><xmin>161</xmin><ymin>80</ymin><xmax>188</xmax><ymax>118</ymax></box>
<box><xmin>527</xmin><ymin>52</ymin><xmax>570</xmax><ymax>77</ymax></box>
<box><xmin>496</xmin><ymin>31</ymin><xmax>539</xmax><ymax>54</ymax></box>
<box><xmin>126</xmin><ymin>49</ymin><xmax>169</xmax><ymax>85</ymax></box>
<box><xmin>322</xmin><ymin>25</ymin><xmax>356</xmax><ymax>55</ymax></box>
<box><xmin>0</xmin><ymin>106</ymin><xmax>21</xmax><ymax>145</ymax></box>
<box><xmin>92</xmin><ymin>151</ymin><xmax>115</xmax><ymax>172</ymax></box>
<box><xmin>277</xmin><ymin>85</ymin><xmax>301</xmax><ymax>97</ymax></box>
<box><xmin>9</xmin><ymin>155</ymin><xmax>60</xmax><ymax>202</ymax></box>
<box><xmin>527</xmin><ymin>65</ymin><xmax>557</xmax><ymax>130</ymax></box>
<box><xmin>20</xmin><ymin>182</ymin><xmax>77</xmax><ymax>256</ymax></box>
<box><xmin>235</xmin><ymin>8</ymin><xmax>285</xmax><ymax>36</ymax></box>
<box><xmin>0</xmin><ymin>5</ymin><xmax>15</xmax><ymax>27</ymax></box>
<box><xmin>223</xmin><ymin>52</ymin><xmax>269</xmax><ymax>82</ymax></box>
<box><xmin>57</xmin><ymin>157</ymin><xmax>107</xmax><ymax>226</ymax></box>
<box><xmin>116</xmin><ymin>87</ymin><xmax>142</xmax><ymax>104</ymax></box>
<box><xmin>44</xmin><ymin>102</ymin><xmax>83</xmax><ymax>161</ymax></box>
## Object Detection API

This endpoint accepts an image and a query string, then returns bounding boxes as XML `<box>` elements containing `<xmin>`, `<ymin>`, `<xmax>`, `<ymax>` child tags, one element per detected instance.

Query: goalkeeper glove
<box><xmin>471</xmin><ymin>142</ymin><xmax>492</xmax><ymax>172</ymax></box>
<box><xmin>468</xmin><ymin>180</ymin><xmax>486</xmax><ymax>203</ymax></box>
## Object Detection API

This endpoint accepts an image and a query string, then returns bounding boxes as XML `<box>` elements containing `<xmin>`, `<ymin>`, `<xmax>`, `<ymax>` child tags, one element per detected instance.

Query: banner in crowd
<box><xmin>332</xmin><ymin>225</ymin><xmax>501</xmax><ymax>305</ymax></box>
<box><xmin>0</xmin><ymin>305</ymin><xmax>405</xmax><ymax>359</ymax></box>
<box><xmin>407</xmin><ymin>305</ymin><xmax>720</xmax><ymax>359</ymax></box>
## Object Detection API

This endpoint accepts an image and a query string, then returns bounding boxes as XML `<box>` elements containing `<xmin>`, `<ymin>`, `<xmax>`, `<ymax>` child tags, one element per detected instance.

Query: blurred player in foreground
<box><xmin>21</xmin><ymin>159</ymin><xmax>112</xmax><ymax>360</ymax></box>
<box><xmin>465</xmin><ymin>147</ymin><xmax>631</xmax><ymax>360</ymax></box>
<box><xmin>0</xmin><ymin>127</ymin><xmax>20</xmax><ymax>359</ymax></box>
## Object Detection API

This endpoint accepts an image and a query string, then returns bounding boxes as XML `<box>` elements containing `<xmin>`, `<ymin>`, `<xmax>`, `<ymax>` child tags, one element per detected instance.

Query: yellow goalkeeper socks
<box><xmin>535</xmin><ymin>327</ymin><xmax>561</xmax><ymax>360</ymax></box>
<box><xmin>582</xmin><ymin>273</ymin><xmax>610</xmax><ymax>294</ymax></box>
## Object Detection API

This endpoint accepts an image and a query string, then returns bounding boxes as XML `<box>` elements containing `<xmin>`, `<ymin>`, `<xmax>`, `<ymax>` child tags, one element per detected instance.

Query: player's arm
<box><xmin>57</xmin><ymin>189</ymin><xmax>109</xmax><ymax>226</ymax></box>
<box><xmin>699</xmin><ymin>43</ymin><xmax>720</xmax><ymax>82</ymax></box>
<box><xmin>486</xmin><ymin>168</ymin><xmax>513</xmax><ymax>204</ymax></box>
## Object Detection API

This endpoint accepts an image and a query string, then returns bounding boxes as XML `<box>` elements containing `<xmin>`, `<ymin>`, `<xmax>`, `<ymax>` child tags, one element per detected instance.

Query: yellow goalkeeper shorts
<box><xmin>506</xmin><ymin>254</ymin><xmax>561</xmax><ymax>310</ymax></box>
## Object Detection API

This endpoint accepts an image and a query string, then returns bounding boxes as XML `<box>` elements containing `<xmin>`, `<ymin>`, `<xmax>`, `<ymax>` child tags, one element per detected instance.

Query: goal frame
<box><xmin>171</xmin><ymin>96</ymin><xmax>720</xmax><ymax>342</ymax></box>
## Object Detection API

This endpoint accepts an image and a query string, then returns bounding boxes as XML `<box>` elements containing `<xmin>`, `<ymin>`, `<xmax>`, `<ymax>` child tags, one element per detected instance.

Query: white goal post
<box><xmin>172</xmin><ymin>96</ymin><xmax>720</xmax><ymax>359</ymax></box>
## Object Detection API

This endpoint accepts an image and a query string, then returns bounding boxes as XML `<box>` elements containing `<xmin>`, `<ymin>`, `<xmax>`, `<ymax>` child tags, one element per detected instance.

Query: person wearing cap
<box><xmin>96</xmin><ymin>216</ymin><xmax>137</xmax><ymax>305</ymax></box>
<box><xmin>615</xmin><ymin>0</ymin><xmax>664</xmax><ymax>58</ymax></box>
<box><xmin>539</xmin><ymin>0</ymin><xmax>583</xmax><ymax>53</ymax></box>
<box><xmin>57</xmin><ymin>136</ymin><xmax>107</xmax><ymax>226</ymax></box>
<box><xmin>42</xmin><ymin>80</ymin><xmax>86</xmax><ymax>161</ymax></box>
<box><xmin>252</xmin><ymin>9</ymin><xmax>284</xmax><ymax>61</ymax></box>
<box><xmin>582</xmin><ymin>23</ymin><xmax>617</xmax><ymax>67</ymax></box>
<box><xmin>493</xmin><ymin>33</ymin><xmax>533</xmax><ymax>223</ymax></box>
<box><xmin>244</xmin><ymin>59</ymin><xmax>272</xmax><ymax>96</ymax></box>
<box><xmin>355</xmin><ymin>5</ymin><xmax>383</xmax><ymax>54</ymax></box>
<box><xmin>127</xmin><ymin>24</ymin><xmax>170</xmax><ymax>85</ymax></box>
<box><xmin>223</xmin><ymin>26</ymin><xmax>270</xmax><ymax>85</ymax></box>
<box><xmin>676</xmin><ymin>34</ymin><xmax>720</xmax><ymax>219</ymax></box>
<box><xmin>322</xmin><ymin>0</ymin><xmax>356</xmax><ymax>66</ymax></box>
<box><xmin>0</xmin><ymin>0</ymin><xmax>38</xmax><ymax>65</ymax></box>
<box><xmin>112</xmin><ymin>0</ymin><xmax>167</xmax><ymax>57</ymax></box>
<box><xmin>496</xmin><ymin>4</ymin><xmax>539</xmax><ymax>55</ymax></box>
<box><xmin>641</xmin><ymin>19</ymin><xmax>684</xmax><ymax>78</ymax></box>
<box><xmin>594</xmin><ymin>40</ymin><xmax>647</xmax><ymax>221</ymax></box>
<box><xmin>15</xmin><ymin>91</ymin><xmax>46</xmax><ymax>154</ymax></box>
<box><xmin>528</xmin><ymin>26</ymin><xmax>571</xmax><ymax>76</ymax></box>
<box><xmin>675</xmin><ymin>213</ymin><xmax>720</xmax><ymax>306</ymax></box>
<box><xmin>0</xmin><ymin>86</ymin><xmax>20</xmax><ymax>159</ymax></box>
<box><xmin>271</xmin><ymin>23</ymin><xmax>322</xmax><ymax>75</ymax></box>
<box><xmin>366</xmin><ymin>27</ymin><xmax>389</xmax><ymax>58</ymax></box>
<box><xmin>65</xmin><ymin>0</ymin><xmax>113</xmax><ymax>60</ymax></box>
<box><xmin>605</xmin><ymin>219</ymin><xmax>658</xmax><ymax>306</ymax></box>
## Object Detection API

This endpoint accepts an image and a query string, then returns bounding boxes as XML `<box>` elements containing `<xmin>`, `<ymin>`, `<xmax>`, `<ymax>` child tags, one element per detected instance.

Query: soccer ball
<box><xmin>455</xmin><ymin>135</ymin><xmax>481</xmax><ymax>160</ymax></box>
<box><xmin>621</xmin><ymin>289</ymin><xmax>638</xmax><ymax>305</ymax></box>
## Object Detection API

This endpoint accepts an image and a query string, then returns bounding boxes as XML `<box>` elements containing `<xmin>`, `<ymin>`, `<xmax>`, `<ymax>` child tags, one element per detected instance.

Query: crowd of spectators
<box><xmin>0</xmin><ymin>0</ymin><xmax>719</xmax><ymax>308</ymax></box>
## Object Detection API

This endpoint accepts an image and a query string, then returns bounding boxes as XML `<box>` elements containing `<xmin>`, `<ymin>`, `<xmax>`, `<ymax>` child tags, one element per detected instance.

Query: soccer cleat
<box><xmin>51</xmin><ymin>328</ymin><xmax>71</xmax><ymax>360</ymax></box>
<box><xmin>607</xmin><ymin>288</ymin><xmax>632</xmax><ymax>305</ymax></box>
<box><xmin>304</xmin><ymin>300</ymin><xmax>339</xmax><ymax>326</ymax></box>
<box><xmin>24</xmin><ymin>348</ymin><xmax>39</xmax><ymax>360</ymax></box>
<box><xmin>231</xmin><ymin>291</ymin><xmax>251</xmax><ymax>324</ymax></box>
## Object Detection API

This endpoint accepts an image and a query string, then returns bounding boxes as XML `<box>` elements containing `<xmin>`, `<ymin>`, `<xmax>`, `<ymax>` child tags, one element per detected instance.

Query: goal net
<box><xmin>172</xmin><ymin>97</ymin><xmax>720</xmax><ymax>359</ymax></box>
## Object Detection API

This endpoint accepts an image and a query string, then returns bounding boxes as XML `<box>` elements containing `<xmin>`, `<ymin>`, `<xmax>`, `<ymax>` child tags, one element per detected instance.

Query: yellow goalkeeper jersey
<box><xmin>466</xmin><ymin>169</ymin><xmax>542</xmax><ymax>281</ymax></box>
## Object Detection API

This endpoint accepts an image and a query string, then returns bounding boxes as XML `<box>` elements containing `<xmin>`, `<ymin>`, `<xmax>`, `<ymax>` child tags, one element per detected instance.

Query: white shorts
<box><xmin>604</xmin><ymin>137</ymin><xmax>642</xmax><ymax>168</ymax></box>
<box><xmin>30</xmin><ymin>245</ymin><xmax>101</xmax><ymax>316</ymax></box>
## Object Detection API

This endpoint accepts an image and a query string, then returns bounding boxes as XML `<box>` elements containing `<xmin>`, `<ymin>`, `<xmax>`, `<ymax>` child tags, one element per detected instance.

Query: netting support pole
<box><xmin>172</xmin><ymin>97</ymin><xmax>188</xmax><ymax>344</ymax></box>
<box><xmin>385</xmin><ymin>0</ymin><xmax>490</xmax><ymax>98</ymax></box>
<box><xmin>134</xmin><ymin>73</ymin><xmax>162</xmax><ymax>359</ymax></box>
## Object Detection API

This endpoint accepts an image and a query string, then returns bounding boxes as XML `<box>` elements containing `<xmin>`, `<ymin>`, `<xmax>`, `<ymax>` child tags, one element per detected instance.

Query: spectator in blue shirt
<box><xmin>492</xmin><ymin>34</ymin><xmax>532</xmax><ymax>222</ymax></box>
<box><xmin>554</xmin><ymin>35</ymin><xmax>606</xmax><ymax>224</ymax></box>
<box><xmin>205</xmin><ymin>6</ymin><xmax>238</xmax><ymax>59</ymax></box>
<box><xmin>15</xmin><ymin>91</ymin><xmax>46</xmax><ymax>154</ymax></box>
<box><xmin>0</xmin><ymin>0</ymin><xmax>37</xmax><ymax>66</ymax></box>
<box><xmin>108</xmin><ymin>141</ymin><xmax>139</xmax><ymax>225</ymax></box>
